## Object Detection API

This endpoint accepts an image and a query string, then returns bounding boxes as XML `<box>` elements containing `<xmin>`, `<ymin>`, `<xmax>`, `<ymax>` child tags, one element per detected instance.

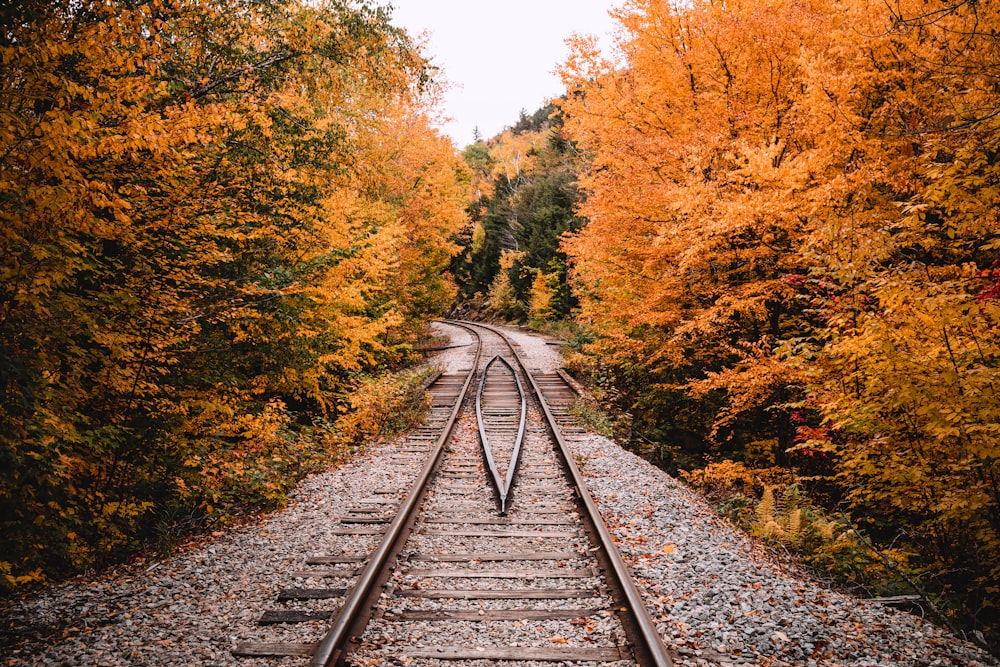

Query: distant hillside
<box><xmin>451</xmin><ymin>102</ymin><xmax>584</xmax><ymax>323</ymax></box>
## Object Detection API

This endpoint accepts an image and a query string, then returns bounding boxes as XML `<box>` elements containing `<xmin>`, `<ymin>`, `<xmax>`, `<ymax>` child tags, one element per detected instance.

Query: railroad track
<box><xmin>234</xmin><ymin>320</ymin><xmax>672</xmax><ymax>666</ymax></box>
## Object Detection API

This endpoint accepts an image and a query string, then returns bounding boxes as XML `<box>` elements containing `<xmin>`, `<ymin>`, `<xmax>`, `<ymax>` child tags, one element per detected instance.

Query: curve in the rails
<box><xmin>476</xmin><ymin>354</ymin><xmax>527</xmax><ymax>515</ymax></box>
<box><xmin>337</xmin><ymin>320</ymin><xmax>672</xmax><ymax>666</ymax></box>
<box><xmin>346</xmin><ymin>319</ymin><xmax>627</xmax><ymax>664</ymax></box>
<box><xmin>453</xmin><ymin>320</ymin><xmax>674</xmax><ymax>667</ymax></box>
<box><xmin>235</xmin><ymin>320</ymin><xmax>673</xmax><ymax>666</ymax></box>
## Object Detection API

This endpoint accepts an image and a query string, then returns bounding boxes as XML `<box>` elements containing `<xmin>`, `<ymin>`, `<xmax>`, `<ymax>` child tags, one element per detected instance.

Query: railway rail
<box><xmin>476</xmin><ymin>354</ymin><xmax>526</xmax><ymax>515</ymax></box>
<box><xmin>233</xmin><ymin>320</ymin><xmax>672</xmax><ymax>666</ymax></box>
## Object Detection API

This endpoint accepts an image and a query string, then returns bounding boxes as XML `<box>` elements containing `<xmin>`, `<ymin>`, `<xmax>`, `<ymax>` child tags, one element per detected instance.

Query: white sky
<box><xmin>385</xmin><ymin>0</ymin><xmax>619</xmax><ymax>147</ymax></box>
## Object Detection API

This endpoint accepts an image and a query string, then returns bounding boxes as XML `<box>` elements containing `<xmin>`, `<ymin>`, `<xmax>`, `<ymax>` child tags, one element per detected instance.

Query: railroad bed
<box><xmin>3</xmin><ymin>323</ymin><xmax>994</xmax><ymax>667</ymax></box>
<box><xmin>233</xmin><ymin>320</ymin><xmax>671</xmax><ymax>666</ymax></box>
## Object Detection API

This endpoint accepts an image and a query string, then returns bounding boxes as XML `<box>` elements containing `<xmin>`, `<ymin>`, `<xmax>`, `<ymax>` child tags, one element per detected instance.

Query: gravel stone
<box><xmin>0</xmin><ymin>440</ymin><xmax>425</xmax><ymax>667</ymax></box>
<box><xmin>565</xmin><ymin>428</ymin><xmax>996</xmax><ymax>667</ymax></box>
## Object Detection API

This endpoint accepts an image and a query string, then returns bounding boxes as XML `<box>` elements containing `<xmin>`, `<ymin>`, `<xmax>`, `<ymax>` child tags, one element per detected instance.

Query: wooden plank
<box><xmin>421</xmin><ymin>370</ymin><xmax>444</xmax><ymax>387</ymax></box>
<box><xmin>232</xmin><ymin>642</ymin><xmax>315</xmax><ymax>657</ymax></box>
<box><xmin>288</xmin><ymin>569</ymin><xmax>357</xmax><ymax>578</ymax></box>
<box><xmin>306</xmin><ymin>555</ymin><xmax>367</xmax><ymax>565</ymax></box>
<box><xmin>556</xmin><ymin>369</ymin><xmax>581</xmax><ymax>393</ymax></box>
<box><xmin>422</xmin><ymin>517</ymin><xmax>574</xmax><ymax>526</ymax></box>
<box><xmin>386</xmin><ymin>608</ymin><xmax>604</xmax><ymax>621</ymax></box>
<box><xmin>397</xmin><ymin>588</ymin><xmax>597</xmax><ymax>599</ymax></box>
<box><xmin>330</xmin><ymin>527</ymin><xmax>384</xmax><ymax>535</ymax></box>
<box><xmin>348</xmin><ymin>506</ymin><xmax>391</xmax><ymax>513</ymax></box>
<box><xmin>516</xmin><ymin>499</ymin><xmax>567</xmax><ymax>505</ymax></box>
<box><xmin>421</xmin><ymin>528</ymin><xmax>578</xmax><ymax>538</ymax></box>
<box><xmin>411</xmin><ymin>551</ymin><xmax>580</xmax><ymax>562</ymax></box>
<box><xmin>258</xmin><ymin>610</ymin><xmax>334</xmax><ymax>625</ymax></box>
<box><xmin>405</xmin><ymin>567</ymin><xmax>594</xmax><ymax>579</ymax></box>
<box><xmin>276</xmin><ymin>587</ymin><xmax>346</xmax><ymax>600</ymax></box>
<box><xmin>429</xmin><ymin>506</ymin><xmax>566</xmax><ymax>515</ymax></box>
<box><xmin>406</xmin><ymin>646</ymin><xmax>624</xmax><ymax>661</ymax></box>
<box><xmin>874</xmin><ymin>595</ymin><xmax>922</xmax><ymax>605</ymax></box>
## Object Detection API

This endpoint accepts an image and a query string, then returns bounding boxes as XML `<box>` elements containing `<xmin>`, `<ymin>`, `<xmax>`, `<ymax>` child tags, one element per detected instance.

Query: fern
<box><xmin>786</xmin><ymin>508</ymin><xmax>802</xmax><ymax>538</ymax></box>
<box><xmin>753</xmin><ymin>486</ymin><xmax>807</xmax><ymax>542</ymax></box>
<box><xmin>756</xmin><ymin>486</ymin><xmax>777</xmax><ymax>524</ymax></box>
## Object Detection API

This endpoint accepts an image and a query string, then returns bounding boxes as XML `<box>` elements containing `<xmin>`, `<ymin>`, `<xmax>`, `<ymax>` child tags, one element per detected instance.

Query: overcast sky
<box><xmin>386</xmin><ymin>0</ymin><xmax>619</xmax><ymax>147</ymax></box>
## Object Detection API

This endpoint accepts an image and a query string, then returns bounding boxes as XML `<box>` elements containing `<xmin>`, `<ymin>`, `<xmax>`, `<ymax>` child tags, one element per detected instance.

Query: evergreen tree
<box><xmin>454</xmin><ymin>103</ymin><xmax>582</xmax><ymax>319</ymax></box>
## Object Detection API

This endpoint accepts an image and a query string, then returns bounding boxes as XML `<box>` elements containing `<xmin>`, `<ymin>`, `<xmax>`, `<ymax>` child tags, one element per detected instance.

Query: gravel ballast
<box><xmin>0</xmin><ymin>441</ymin><xmax>425</xmax><ymax>667</ymax></box>
<box><xmin>2</xmin><ymin>322</ymin><xmax>996</xmax><ymax>666</ymax></box>
<box><xmin>568</xmin><ymin>432</ymin><xmax>995</xmax><ymax>667</ymax></box>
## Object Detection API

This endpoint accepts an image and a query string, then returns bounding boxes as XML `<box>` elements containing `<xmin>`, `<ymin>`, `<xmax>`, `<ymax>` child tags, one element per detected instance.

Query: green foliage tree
<box><xmin>453</xmin><ymin>105</ymin><xmax>583</xmax><ymax>320</ymax></box>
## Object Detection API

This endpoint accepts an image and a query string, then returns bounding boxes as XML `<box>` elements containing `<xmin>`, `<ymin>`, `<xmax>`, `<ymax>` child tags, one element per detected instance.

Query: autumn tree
<box><xmin>559</xmin><ymin>0</ymin><xmax>823</xmax><ymax>459</ymax></box>
<box><xmin>559</xmin><ymin>0</ymin><xmax>999</xmax><ymax>646</ymax></box>
<box><xmin>796</xmin><ymin>0</ymin><xmax>1000</xmax><ymax>640</ymax></box>
<box><xmin>0</xmin><ymin>0</ymin><xmax>465</xmax><ymax>588</ymax></box>
<box><xmin>452</xmin><ymin>104</ymin><xmax>584</xmax><ymax>320</ymax></box>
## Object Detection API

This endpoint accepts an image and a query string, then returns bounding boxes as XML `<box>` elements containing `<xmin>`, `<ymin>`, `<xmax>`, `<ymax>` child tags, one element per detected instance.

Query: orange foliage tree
<box><xmin>560</xmin><ymin>0</ymin><xmax>999</xmax><ymax>643</ymax></box>
<box><xmin>0</xmin><ymin>0</ymin><xmax>465</xmax><ymax>587</ymax></box>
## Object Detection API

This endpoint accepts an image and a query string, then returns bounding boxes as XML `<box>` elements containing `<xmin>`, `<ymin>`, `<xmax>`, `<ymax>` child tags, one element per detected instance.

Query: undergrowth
<box><xmin>682</xmin><ymin>461</ymin><xmax>934</xmax><ymax>608</ymax></box>
<box><xmin>150</xmin><ymin>365</ymin><xmax>435</xmax><ymax>560</ymax></box>
<box><xmin>2</xmin><ymin>367</ymin><xmax>434</xmax><ymax>594</ymax></box>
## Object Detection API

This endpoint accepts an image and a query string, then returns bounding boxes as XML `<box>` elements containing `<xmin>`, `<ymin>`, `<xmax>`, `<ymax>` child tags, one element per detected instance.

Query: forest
<box><xmin>463</xmin><ymin>0</ymin><xmax>1000</xmax><ymax>652</ymax></box>
<box><xmin>1</xmin><ymin>0</ymin><xmax>466</xmax><ymax>589</ymax></box>
<box><xmin>3</xmin><ymin>0</ymin><xmax>999</xmax><ymax>656</ymax></box>
<box><xmin>449</xmin><ymin>104</ymin><xmax>583</xmax><ymax>323</ymax></box>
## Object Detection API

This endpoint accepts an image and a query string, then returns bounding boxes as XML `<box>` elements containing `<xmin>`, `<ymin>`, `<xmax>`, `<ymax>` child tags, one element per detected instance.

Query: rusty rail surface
<box><xmin>475</xmin><ymin>354</ymin><xmax>527</xmax><ymax>515</ymax></box>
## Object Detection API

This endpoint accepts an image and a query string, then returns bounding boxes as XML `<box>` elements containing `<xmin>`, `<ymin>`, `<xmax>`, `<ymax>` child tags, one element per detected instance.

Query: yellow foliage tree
<box><xmin>529</xmin><ymin>271</ymin><xmax>555</xmax><ymax>323</ymax></box>
<box><xmin>0</xmin><ymin>0</ymin><xmax>465</xmax><ymax>587</ymax></box>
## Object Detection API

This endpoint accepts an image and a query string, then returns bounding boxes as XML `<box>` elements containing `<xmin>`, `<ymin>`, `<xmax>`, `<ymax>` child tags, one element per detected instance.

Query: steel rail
<box><xmin>309</xmin><ymin>325</ymin><xmax>482</xmax><ymax>667</ymax></box>
<box><xmin>475</xmin><ymin>355</ymin><xmax>527</xmax><ymax>515</ymax></box>
<box><xmin>452</xmin><ymin>320</ymin><xmax>674</xmax><ymax>667</ymax></box>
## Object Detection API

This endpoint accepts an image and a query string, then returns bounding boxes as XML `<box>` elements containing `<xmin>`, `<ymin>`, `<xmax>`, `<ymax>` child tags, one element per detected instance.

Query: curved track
<box><xmin>452</xmin><ymin>320</ymin><xmax>673</xmax><ymax>667</ymax></box>
<box><xmin>476</xmin><ymin>354</ymin><xmax>527</xmax><ymax>515</ymax></box>
<box><xmin>234</xmin><ymin>320</ymin><xmax>672</xmax><ymax>666</ymax></box>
